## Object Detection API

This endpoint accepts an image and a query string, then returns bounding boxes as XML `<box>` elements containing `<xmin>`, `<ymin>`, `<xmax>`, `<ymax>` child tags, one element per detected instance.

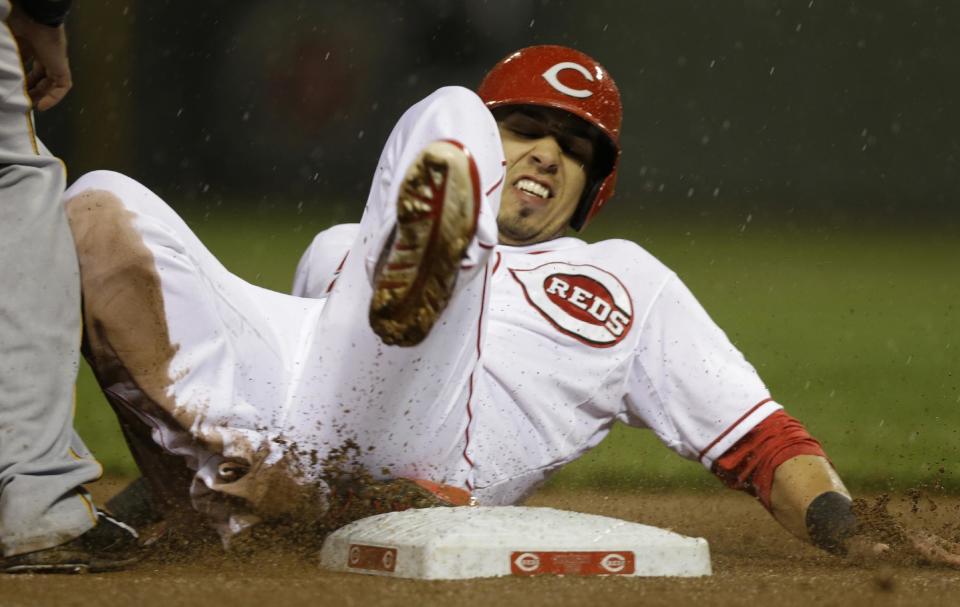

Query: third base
<box><xmin>319</xmin><ymin>506</ymin><xmax>711</xmax><ymax>580</ymax></box>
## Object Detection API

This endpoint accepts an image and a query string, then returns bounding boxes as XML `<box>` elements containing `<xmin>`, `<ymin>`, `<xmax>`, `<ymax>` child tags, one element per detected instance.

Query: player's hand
<box><xmin>7</xmin><ymin>3</ymin><xmax>72</xmax><ymax>111</ymax></box>
<box><xmin>906</xmin><ymin>530</ymin><xmax>960</xmax><ymax>568</ymax></box>
<box><xmin>844</xmin><ymin>531</ymin><xmax>960</xmax><ymax>569</ymax></box>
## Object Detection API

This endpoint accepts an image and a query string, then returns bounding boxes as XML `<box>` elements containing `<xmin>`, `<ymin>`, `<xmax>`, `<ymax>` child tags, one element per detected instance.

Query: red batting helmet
<box><xmin>478</xmin><ymin>45</ymin><xmax>622</xmax><ymax>231</ymax></box>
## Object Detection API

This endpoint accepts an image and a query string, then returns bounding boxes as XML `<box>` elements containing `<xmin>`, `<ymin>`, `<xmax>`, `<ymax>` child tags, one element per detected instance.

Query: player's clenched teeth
<box><xmin>514</xmin><ymin>177</ymin><xmax>553</xmax><ymax>199</ymax></box>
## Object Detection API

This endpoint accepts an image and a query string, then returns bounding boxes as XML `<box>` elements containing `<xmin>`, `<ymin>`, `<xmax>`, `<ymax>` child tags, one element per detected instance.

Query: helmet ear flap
<box><xmin>570</xmin><ymin>136</ymin><xmax>619</xmax><ymax>232</ymax></box>
<box><xmin>569</xmin><ymin>182</ymin><xmax>602</xmax><ymax>231</ymax></box>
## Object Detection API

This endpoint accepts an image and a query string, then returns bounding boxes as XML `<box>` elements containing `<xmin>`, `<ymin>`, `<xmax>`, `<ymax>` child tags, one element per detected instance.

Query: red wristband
<box><xmin>711</xmin><ymin>409</ymin><xmax>828</xmax><ymax>511</ymax></box>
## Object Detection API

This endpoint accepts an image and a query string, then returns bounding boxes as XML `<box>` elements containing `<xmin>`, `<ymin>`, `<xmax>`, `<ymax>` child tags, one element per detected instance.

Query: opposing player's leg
<box><xmin>286</xmin><ymin>87</ymin><xmax>505</xmax><ymax>491</ymax></box>
<box><xmin>0</xmin><ymin>4</ymin><xmax>120</xmax><ymax>569</ymax></box>
<box><xmin>63</xmin><ymin>171</ymin><xmax>326</xmax><ymax>538</ymax></box>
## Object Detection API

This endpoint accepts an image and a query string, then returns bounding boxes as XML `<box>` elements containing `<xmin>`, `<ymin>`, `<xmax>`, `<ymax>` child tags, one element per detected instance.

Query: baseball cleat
<box><xmin>370</xmin><ymin>139</ymin><xmax>480</xmax><ymax>346</ymax></box>
<box><xmin>0</xmin><ymin>511</ymin><xmax>141</xmax><ymax>574</ymax></box>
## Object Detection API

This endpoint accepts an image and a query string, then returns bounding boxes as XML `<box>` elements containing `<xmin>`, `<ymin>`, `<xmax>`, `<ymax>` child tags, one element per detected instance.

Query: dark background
<box><xmin>36</xmin><ymin>0</ymin><xmax>960</xmax><ymax>227</ymax></box>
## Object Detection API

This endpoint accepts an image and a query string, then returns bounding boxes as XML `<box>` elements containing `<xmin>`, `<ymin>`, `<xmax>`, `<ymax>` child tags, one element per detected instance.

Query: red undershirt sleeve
<box><xmin>711</xmin><ymin>409</ymin><xmax>828</xmax><ymax>511</ymax></box>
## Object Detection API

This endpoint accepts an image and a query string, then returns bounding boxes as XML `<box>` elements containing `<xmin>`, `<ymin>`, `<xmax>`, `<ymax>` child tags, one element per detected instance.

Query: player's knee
<box><xmin>431</xmin><ymin>86</ymin><xmax>484</xmax><ymax>108</ymax></box>
<box><xmin>418</xmin><ymin>87</ymin><xmax>501</xmax><ymax>169</ymax></box>
<box><xmin>65</xmin><ymin>170</ymin><xmax>136</xmax><ymax>201</ymax></box>
<box><xmin>424</xmin><ymin>86</ymin><xmax>490</xmax><ymax>123</ymax></box>
<box><xmin>65</xmin><ymin>188</ymin><xmax>155</xmax><ymax>282</ymax></box>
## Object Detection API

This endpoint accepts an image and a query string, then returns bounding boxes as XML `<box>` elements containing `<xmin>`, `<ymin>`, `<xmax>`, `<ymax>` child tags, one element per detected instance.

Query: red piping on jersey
<box><xmin>697</xmin><ymin>397</ymin><xmax>774</xmax><ymax>462</ymax></box>
<box><xmin>325</xmin><ymin>252</ymin><xmax>350</xmax><ymax>294</ymax></box>
<box><xmin>491</xmin><ymin>252</ymin><xmax>502</xmax><ymax>275</ymax></box>
<box><xmin>486</xmin><ymin>159</ymin><xmax>506</xmax><ymax>197</ymax></box>
<box><xmin>460</xmin><ymin>268</ymin><xmax>490</xmax><ymax>490</ymax></box>
<box><xmin>485</xmin><ymin>173</ymin><xmax>505</xmax><ymax>197</ymax></box>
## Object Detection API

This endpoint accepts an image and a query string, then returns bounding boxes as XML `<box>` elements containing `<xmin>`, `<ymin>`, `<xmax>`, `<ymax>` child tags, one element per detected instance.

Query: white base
<box><xmin>319</xmin><ymin>506</ymin><xmax>711</xmax><ymax>579</ymax></box>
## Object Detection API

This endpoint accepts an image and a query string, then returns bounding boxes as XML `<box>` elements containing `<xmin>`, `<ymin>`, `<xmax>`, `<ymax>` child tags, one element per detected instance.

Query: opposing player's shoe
<box><xmin>370</xmin><ymin>139</ymin><xmax>481</xmax><ymax>346</ymax></box>
<box><xmin>0</xmin><ymin>511</ymin><xmax>141</xmax><ymax>574</ymax></box>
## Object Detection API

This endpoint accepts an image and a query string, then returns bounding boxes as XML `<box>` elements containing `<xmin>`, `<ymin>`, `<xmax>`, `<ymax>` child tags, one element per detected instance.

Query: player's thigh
<box><xmin>64</xmin><ymin>170</ymin><xmax>229</xmax><ymax>277</ymax></box>
<box><xmin>65</xmin><ymin>173</ymin><xmax>240</xmax><ymax>420</ymax></box>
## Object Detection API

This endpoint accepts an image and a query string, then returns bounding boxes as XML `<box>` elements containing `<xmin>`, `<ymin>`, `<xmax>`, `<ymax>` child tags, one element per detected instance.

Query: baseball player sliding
<box><xmin>3</xmin><ymin>45</ymin><xmax>959</xmax><ymax>572</ymax></box>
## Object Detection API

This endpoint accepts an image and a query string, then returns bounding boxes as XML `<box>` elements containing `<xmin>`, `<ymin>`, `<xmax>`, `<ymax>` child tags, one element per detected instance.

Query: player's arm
<box><xmin>769</xmin><ymin>454</ymin><xmax>859</xmax><ymax>551</ymax></box>
<box><xmin>711</xmin><ymin>410</ymin><xmax>856</xmax><ymax>551</ymax></box>
<box><xmin>715</xmin><ymin>413</ymin><xmax>960</xmax><ymax>565</ymax></box>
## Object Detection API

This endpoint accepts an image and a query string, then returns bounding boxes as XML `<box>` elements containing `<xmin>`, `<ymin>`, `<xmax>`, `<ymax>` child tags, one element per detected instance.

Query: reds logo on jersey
<box><xmin>541</xmin><ymin>61</ymin><xmax>595</xmax><ymax>98</ymax></box>
<box><xmin>510</xmin><ymin>262</ymin><xmax>633</xmax><ymax>347</ymax></box>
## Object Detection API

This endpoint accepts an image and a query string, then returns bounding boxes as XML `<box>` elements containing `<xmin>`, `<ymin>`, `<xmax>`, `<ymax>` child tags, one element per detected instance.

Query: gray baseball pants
<box><xmin>0</xmin><ymin>0</ymin><xmax>101</xmax><ymax>558</ymax></box>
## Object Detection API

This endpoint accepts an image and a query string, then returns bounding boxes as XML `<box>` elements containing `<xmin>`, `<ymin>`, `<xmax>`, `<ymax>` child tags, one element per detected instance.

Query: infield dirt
<box><xmin>2</xmin><ymin>485</ymin><xmax>958</xmax><ymax>607</ymax></box>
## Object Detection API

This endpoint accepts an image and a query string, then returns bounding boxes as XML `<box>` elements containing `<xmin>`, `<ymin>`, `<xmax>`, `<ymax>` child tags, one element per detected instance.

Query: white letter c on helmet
<box><xmin>541</xmin><ymin>62</ymin><xmax>595</xmax><ymax>98</ymax></box>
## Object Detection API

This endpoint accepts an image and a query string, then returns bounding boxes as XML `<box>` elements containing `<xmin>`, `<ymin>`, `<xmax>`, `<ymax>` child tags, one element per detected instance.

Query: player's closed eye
<box><xmin>505</xmin><ymin>120</ymin><xmax>547</xmax><ymax>140</ymax></box>
<box><xmin>559</xmin><ymin>136</ymin><xmax>594</xmax><ymax>166</ymax></box>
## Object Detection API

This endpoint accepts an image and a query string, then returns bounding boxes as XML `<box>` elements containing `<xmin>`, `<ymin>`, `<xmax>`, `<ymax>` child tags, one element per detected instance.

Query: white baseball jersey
<box><xmin>294</xmin><ymin>227</ymin><xmax>780</xmax><ymax>505</ymax></box>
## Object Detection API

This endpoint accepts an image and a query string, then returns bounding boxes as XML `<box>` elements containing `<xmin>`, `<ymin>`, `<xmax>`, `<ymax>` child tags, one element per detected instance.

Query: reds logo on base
<box><xmin>510</xmin><ymin>262</ymin><xmax>633</xmax><ymax>347</ymax></box>
<box><xmin>513</xmin><ymin>552</ymin><xmax>541</xmax><ymax>573</ymax></box>
<box><xmin>600</xmin><ymin>552</ymin><xmax>627</xmax><ymax>573</ymax></box>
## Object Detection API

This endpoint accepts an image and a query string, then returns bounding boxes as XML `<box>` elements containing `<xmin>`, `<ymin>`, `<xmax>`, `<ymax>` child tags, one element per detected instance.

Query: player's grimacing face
<box><xmin>496</xmin><ymin>107</ymin><xmax>595</xmax><ymax>246</ymax></box>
